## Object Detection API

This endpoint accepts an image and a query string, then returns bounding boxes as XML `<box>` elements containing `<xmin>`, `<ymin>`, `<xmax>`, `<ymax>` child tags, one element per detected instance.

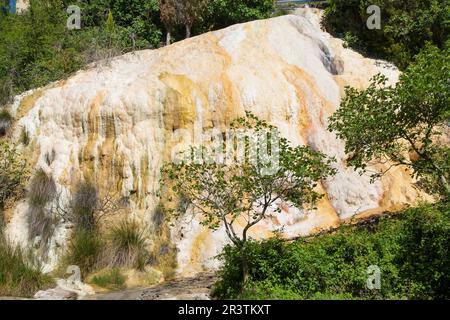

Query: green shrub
<box><xmin>0</xmin><ymin>238</ymin><xmax>53</xmax><ymax>297</ymax></box>
<box><xmin>108</xmin><ymin>220</ymin><xmax>148</xmax><ymax>271</ymax></box>
<box><xmin>90</xmin><ymin>268</ymin><xmax>126</xmax><ymax>291</ymax></box>
<box><xmin>395</xmin><ymin>202</ymin><xmax>450</xmax><ymax>299</ymax></box>
<box><xmin>64</xmin><ymin>230</ymin><xmax>104</xmax><ymax>278</ymax></box>
<box><xmin>323</xmin><ymin>0</ymin><xmax>449</xmax><ymax>69</ymax></box>
<box><xmin>213</xmin><ymin>202</ymin><xmax>450</xmax><ymax>300</ymax></box>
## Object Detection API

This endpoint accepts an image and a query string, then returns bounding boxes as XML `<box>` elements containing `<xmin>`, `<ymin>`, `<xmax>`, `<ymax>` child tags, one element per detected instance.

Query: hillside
<box><xmin>2</xmin><ymin>8</ymin><xmax>429</xmax><ymax>278</ymax></box>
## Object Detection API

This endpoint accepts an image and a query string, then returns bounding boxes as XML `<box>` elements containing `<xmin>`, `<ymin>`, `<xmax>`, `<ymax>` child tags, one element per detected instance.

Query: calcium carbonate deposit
<box><xmin>4</xmin><ymin>9</ymin><xmax>427</xmax><ymax>276</ymax></box>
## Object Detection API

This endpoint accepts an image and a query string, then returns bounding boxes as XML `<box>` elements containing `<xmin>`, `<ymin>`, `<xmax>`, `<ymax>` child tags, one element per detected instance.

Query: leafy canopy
<box><xmin>328</xmin><ymin>45</ymin><xmax>450</xmax><ymax>197</ymax></box>
<box><xmin>161</xmin><ymin>112</ymin><xmax>336</xmax><ymax>247</ymax></box>
<box><xmin>323</xmin><ymin>0</ymin><xmax>450</xmax><ymax>69</ymax></box>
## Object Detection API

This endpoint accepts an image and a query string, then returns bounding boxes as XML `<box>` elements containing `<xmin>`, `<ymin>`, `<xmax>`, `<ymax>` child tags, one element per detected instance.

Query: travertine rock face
<box><xmin>5</xmin><ymin>9</ymin><xmax>426</xmax><ymax>276</ymax></box>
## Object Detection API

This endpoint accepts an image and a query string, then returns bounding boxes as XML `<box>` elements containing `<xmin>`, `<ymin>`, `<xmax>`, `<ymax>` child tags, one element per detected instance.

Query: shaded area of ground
<box><xmin>83</xmin><ymin>273</ymin><xmax>217</xmax><ymax>300</ymax></box>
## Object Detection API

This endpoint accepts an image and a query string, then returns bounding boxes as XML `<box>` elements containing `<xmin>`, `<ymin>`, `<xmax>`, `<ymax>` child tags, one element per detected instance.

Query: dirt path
<box><xmin>83</xmin><ymin>273</ymin><xmax>217</xmax><ymax>300</ymax></box>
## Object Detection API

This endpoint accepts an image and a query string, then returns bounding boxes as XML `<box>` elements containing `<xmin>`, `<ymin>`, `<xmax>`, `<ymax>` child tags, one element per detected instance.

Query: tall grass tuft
<box><xmin>0</xmin><ymin>237</ymin><xmax>53</xmax><ymax>297</ymax></box>
<box><xmin>107</xmin><ymin>220</ymin><xmax>148</xmax><ymax>271</ymax></box>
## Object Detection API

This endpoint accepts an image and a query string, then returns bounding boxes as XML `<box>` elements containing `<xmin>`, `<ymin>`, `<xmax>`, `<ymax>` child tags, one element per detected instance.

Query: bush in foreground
<box><xmin>212</xmin><ymin>202</ymin><xmax>450</xmax><ymax>300</ymax></box>
<box><xmin>0</xmin><ymin>238</ymin><xmax>53</xmax><ymax>297</ymax></box>
<box><xmin>90</xmin><ymin>268</ymin><xmax>126</xmax><ymax>291</ymax></box>
<box><xmin>63</xmin><ymin>230</ymin><xmax>105</xmax><ymax>278</ymax></box>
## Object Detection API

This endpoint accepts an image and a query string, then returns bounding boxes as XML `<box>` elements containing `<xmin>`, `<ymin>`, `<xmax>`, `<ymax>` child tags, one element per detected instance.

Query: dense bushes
<box><xmin>212</xmin><ymin>202</ymin><xmax>450</xmax><ymax>299</ymax></box>
<box><xmin>0</xmin><ymin>0</ymin><xmax>277</xmax><ymax>107</ymax></box>
<box><xmin>323</xmin><ymin>0</ymin><xmax>450</xmax><ymax>69</ymax></box>
<box><xmin>201</xmin><ymin>0</ymin><xmax>276</xmax><ymax>32</ymax></box>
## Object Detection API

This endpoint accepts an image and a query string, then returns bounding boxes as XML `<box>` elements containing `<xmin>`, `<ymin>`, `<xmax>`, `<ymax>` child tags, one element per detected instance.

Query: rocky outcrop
<box><xmin>4</xmin><ymin>9</ymin><xmax>428</xmax><ymax>276</ymax></box>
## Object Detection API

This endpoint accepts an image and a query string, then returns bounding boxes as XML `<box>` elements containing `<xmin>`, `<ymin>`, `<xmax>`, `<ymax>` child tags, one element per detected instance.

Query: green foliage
<box><xmin>202</xmin><ymin>0</ymin><xmax>276</xmax><ymax>31</ymax></box>
<box><xmin>0</xmin><ymin>141</ymin><xmax>27</xmax><ymax>226</ymax></box>
<box><xmin>213</xmin><ymin>202</ymin><xmax>450</xmax><ymax>300</ymax></box>
<box><xmin>62</xmin><ymin>180</ymin><xmax>131</xmax><ymax>277</ymax></box>
<box><xmin>20</xmin><ymin>128</ymin><xmax>29</xmax><ymax>145</ymax></box>
<box><xmin>323</xmin><ymin>0</ymin><xmax>450</xmax><ymax>69</ymax></box>
<box><xmin>0</xmin><ymin>0</ymin><xmax>85</xmax><ymax>104</ymax></box>
<box><xmin>90</xmin><ymin>268</ymin><xmax>126</xmax><ymax>290</ymax></box>
<box><xmin>0</xmin><ymin>237</ymin><xmax>54</xmax><ymax>297</ymax></box>
<box><xmin>108</xmin><ymin>220</ymin><xmax>148</xmax><ymax>271</ymax></box>
<box><xmin>162</xmin><ymin>112</ymin><xmax>335</xmax><ymax>246</ymax></box>
<box><xmin>162</xmin><ymin>112</ymin><xmax>335</xmax><ymax>282</ymax></box>
<box><xmin>0</xmin><ymin>0</ymin><xmax>161</xmax><ymax>106</ymax></box>
<box><xmin>79</xmin><ymin>0</ymin><xmax>163</xmax><ymax>49</ymax></box>
<box><xmin>0</xmin><ymin>0</ymin><xmax>278</xmax><ymax>106</ymax></box>
<box><xmin>64</xmin><ymin>230</ymin><xmax>105</xmax><ymax>277</ymax></box>
<box><xmin>329</xmin><ymin>45</ymin><xmax>450</xmax><ymax>198</ymax></box>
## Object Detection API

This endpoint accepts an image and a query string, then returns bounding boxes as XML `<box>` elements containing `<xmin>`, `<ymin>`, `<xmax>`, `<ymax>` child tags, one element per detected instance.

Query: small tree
<box><xmin>158</xmin><ymin>0</ymin><xmax>180</xmax><ymax>45</ymax></box>
<box><xmin>178</xmin><ymin>0</ymin><xmax>209</xmax><ymax>38</ymax></box>
<box><xmin>328</xmin><ymin>45</ymin><xmax>450</xmax><ymax>198</ymax></box>
<box><xmin>161</xmin><ymin>112</ymin><xmax>336</xmax><ymax>282</ymax></box>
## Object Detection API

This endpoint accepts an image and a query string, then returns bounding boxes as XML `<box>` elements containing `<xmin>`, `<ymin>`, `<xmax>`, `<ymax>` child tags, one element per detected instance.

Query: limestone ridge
<box><xmin>4</xmin><ymin>8</ymin><xmax>425</xmax><ymax>276</ymax></box>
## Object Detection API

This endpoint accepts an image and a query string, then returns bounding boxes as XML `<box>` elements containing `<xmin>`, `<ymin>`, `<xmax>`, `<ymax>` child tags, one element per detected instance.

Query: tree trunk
<box><xmin>185</xmin><ymin>24</ymin><xmax>191</xmax><ymax>39</ymax></box>
<box><xmin>242</xmin><ymin>256</ymin><xmax>249</xmax><ymax>284</ymax></box>
<box><xmin>166</xmin><ymin>31</ymin><xmax>171</xmax><ymax>46</ymax></box>
<box><xmin>240</xmin><ymin>243</ymin><xmax>249</xmax><ymax>285</ymax></box>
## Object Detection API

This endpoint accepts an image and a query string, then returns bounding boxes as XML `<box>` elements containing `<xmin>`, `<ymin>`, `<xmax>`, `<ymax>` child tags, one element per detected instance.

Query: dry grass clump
<box><xmin>105</xmin><ymin>219</ymin><xmax>149</xmax><ymax>271</ymax></box>
<box><xmin>27</xmin><ymin>169</ymin><xmax>58</xmax><ymax>247</ymax></box>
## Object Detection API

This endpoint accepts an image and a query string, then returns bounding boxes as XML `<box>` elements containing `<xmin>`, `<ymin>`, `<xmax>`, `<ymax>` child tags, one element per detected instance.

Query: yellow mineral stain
<box><xmin>81</xmin><ymin>91</ymin><xmax>106</xmax><ymax>178</ymax></box>
<box><xmin>15</xmin><ymin>89</ymin><xmax>44</xmax><ymax>119</ymax></box>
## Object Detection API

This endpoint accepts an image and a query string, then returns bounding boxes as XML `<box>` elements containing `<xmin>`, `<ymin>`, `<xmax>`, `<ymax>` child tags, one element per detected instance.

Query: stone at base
<box><xmin>34</xmin><ymin>287</ymin><xmax>77</xmax><ymax>300</ymax></box>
